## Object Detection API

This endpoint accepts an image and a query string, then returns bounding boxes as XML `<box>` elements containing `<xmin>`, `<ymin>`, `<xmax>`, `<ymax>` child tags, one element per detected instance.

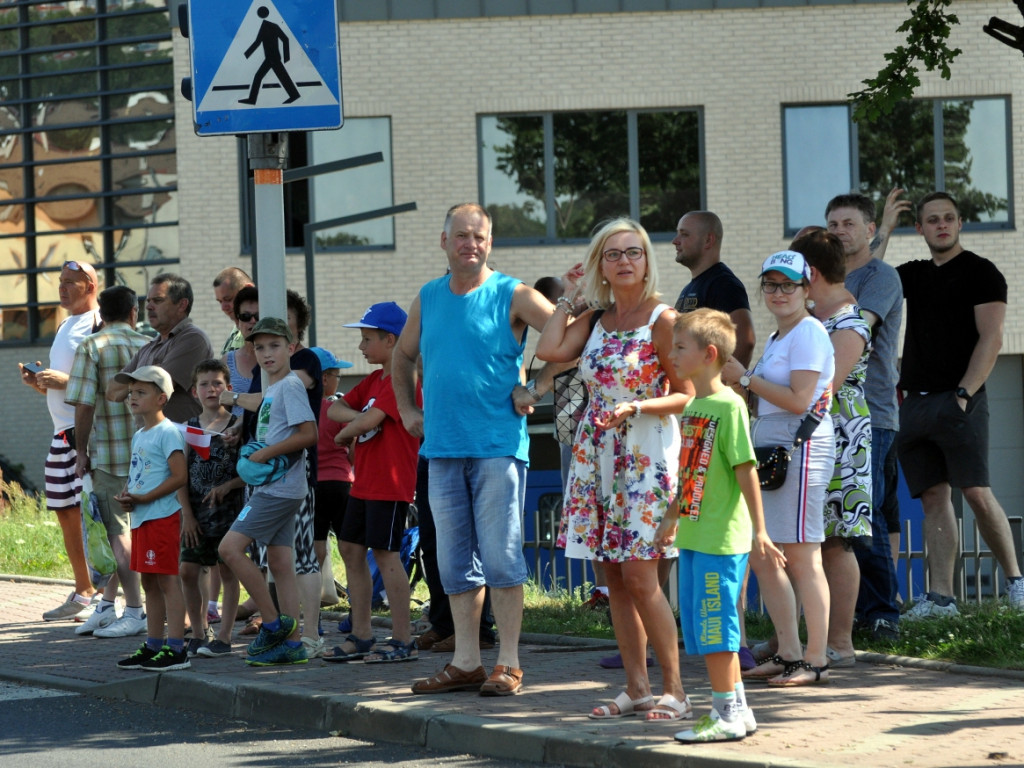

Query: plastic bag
<box><xmin>80</xmin><ymin>473</ymin><xmax>116</xmax><ymax>588</ymax></box>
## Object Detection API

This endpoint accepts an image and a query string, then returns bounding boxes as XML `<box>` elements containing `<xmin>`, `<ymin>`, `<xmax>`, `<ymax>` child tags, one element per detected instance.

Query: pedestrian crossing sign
<box><xmin>187</xmin><ymin>0</ymin><xmax>343</xmax><ymax>136</ymax></box>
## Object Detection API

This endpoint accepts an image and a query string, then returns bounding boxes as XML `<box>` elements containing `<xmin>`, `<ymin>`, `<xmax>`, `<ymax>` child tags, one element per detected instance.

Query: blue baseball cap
<box><xmin>310</xmin><ymin>347</ymin><xmax>353</xmax><ymax>372</ymax></box>
<box><xmin>760</xmin><ymin>250</ymin><xmax>811</xmax><ymax>282</ymax></box>
<box><xmin>236</xmin><ymin>441</ymin><xmax>293</xmax><ymax>486</ymax></box>
<box><xmin>343</xmin><ymin>302</ymin><xmax>407</xmax><ymax>336</ymax></box>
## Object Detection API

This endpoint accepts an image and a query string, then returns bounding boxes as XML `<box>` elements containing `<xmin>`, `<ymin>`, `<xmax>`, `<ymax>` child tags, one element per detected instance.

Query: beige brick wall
<box><xmin>6</xmin><ymin>3</ymin><xmax>1022</xmax><ymax>487</ymax></box>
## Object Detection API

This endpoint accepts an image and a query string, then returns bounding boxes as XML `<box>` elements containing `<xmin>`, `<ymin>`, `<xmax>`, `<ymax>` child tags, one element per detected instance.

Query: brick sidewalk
<box><xmin>2</xmin><ymin>576</ymin><xmax>1023</xmax><ymax>767</ymax></box>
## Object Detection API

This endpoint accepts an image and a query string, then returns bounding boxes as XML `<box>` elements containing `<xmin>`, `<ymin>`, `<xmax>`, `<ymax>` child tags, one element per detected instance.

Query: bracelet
<box><xmin>555</xmin><ymin>296</ymin><xmax>574</xmax><ymax>317</ymax></box>
<box><xmin>631</xmin><ymin>400</ymin><xmax>642</xmax><ymax>417</ymax></box>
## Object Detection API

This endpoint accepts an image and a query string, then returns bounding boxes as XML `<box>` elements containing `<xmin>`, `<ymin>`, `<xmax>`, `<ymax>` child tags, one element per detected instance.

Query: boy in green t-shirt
<box><xmin>656</xmin><ymin>308</ymin><xmax>785</xmax><ymax>743</ymax></box>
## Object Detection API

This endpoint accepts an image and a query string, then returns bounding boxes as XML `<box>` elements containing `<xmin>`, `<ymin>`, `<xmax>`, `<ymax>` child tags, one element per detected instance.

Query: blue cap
<box><xmin>343</xmin><ymin>302</ymin><xmax>407</xmax><ymax>336</ymax></box>
<box><xmin>760</xmin><ymin>250</ymin><xmax>811</xmax><ymax>282</ymax></box>
<box><xmin>310</xmin><ymin>347</ymin><xmax>353</xmax><ymax>372</ymax></box>
<box><xmin>236</xmin><ymin>441</ymin><xmax>293</xmax><ymax>486</ymax></box>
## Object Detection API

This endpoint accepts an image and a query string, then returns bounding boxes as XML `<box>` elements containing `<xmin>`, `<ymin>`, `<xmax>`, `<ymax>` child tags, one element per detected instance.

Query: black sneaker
<box><xmin>196</xmin><ymin>639</ymin><xmax>233</xmax><ymax>657</ymax></box>
<box><xmin>186</xmin><ymin>638</ymin><xmax>206</xmax><ymax>658</ymax></box>
<box><xmin>871</xmin><ymin>618</ymin><xmax>900</xmax><ymax>642</ymax></box>
<box><xmin>139</xmin><ymin>645</ymin><xmax>191</xmax><ymax>671</ymax></box>
<box><xmin>117</xmin><ymin>644</ymin><xmax>159</xmax><ymax>670</ymax></box>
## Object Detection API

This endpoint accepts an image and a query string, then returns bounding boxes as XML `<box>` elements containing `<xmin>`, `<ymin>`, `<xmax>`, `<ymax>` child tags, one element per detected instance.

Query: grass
<box><xmin>4</xmin><ymin>481</ymin><xmax>1022</xmax><ymax>669</ymax></box>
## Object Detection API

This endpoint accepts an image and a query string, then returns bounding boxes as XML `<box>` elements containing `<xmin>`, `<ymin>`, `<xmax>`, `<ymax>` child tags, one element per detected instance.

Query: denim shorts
<box><xmin>427</xmin><ymin>457</ymin><xmax>529</xmax><ymax>594</ymax></box>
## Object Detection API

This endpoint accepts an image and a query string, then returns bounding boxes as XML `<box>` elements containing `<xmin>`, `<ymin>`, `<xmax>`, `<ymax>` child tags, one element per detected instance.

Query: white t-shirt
<box><xmin>754</xmin><ymin>315</ymin><xmax>834</xmax><ymax>417</ymax></box>
<box><xmin>47</xmin><ymin>310</ymin><xmax>100</xmax><ymax>431</ymax></box>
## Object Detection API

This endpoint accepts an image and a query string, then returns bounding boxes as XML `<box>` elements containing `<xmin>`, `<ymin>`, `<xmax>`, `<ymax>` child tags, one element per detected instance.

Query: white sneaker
<box><xmin>711</xmin><ymin>705</ymin><xmax>757</xmax><ymax>735</ymax></box>
<box><xmin>42</xmin><ymin>592</ymin><xmax>92</xmax><ymax>621</ymax></box>
<box><xmin>1007</xmin><ymin>578</ymin><xmax>1024</xmax><ymax>609</ymax></box>
<box><xmin>301</xmin><ymin>635</ymin><xmax>325</xmax><ymax>659</ymax></box>
<box><xmin>75</xmin><ymin>604</ymin><xmax>121</xmax><ymax>635</ymax></box>
<box><xmin>904</xmin><ymin>594</ymin><xmax>959</xmax><ymax>621</ymax></box>
<box><xmin>675</xmin><ymin>713</ymin><xmax>746</xmax><ymax>743</ymax></box>
<box><xmin>94</xmin><ymin>614</ymin><xmax>147</xmax><ymax>638</ymax></box>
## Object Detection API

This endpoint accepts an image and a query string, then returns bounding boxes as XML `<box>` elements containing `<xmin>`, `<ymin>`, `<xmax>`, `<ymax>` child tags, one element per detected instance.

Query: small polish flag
<box><xmin>176</xmin><ymin>423</ymin><xmax>212</xmax><ymax>460</ymax></box>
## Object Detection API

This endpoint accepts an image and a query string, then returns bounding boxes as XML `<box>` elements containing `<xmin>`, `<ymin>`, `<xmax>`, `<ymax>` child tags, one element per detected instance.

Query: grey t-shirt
<box><xmin>255</xmin><ymin>372</ymin><xmax>315</xmax><ymax>499</ymax></box>
<box><xmin>845</xmin><ymin>258</ymin><xmax>903</xmax><ymax>431</ymax></box>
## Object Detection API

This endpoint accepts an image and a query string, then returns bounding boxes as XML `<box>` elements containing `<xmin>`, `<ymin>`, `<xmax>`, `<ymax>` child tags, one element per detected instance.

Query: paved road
<box><xmin>3</xmin><ymin>577</ymin><xmax>1024</xmax><ymax>768</ymax></box>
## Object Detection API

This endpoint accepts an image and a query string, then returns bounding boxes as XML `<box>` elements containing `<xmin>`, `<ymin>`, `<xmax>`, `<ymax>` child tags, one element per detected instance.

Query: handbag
<box><xmin>552</xmin><ymin>310</ymin><xmax>604</xmax><ymax>446</ymax></box>
<box><xmin>754</xmin><ymin>411</ymin><xmax>822</xmax><ymax>490</ymax></box>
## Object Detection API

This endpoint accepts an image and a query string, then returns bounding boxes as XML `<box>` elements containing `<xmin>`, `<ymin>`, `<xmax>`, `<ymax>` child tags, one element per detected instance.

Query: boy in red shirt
<box><xmin>325</xmin><ymin>303</ymin><xmax>421</xmax><ymax>663</ymax></box>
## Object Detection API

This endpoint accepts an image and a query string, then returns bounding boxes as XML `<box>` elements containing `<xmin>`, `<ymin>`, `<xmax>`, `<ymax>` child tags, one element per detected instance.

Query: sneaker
<box><xmin>245</xmin><ymin>642</ymin><xmax>308</xmax><ymax>666</ymax></box>
<box><xmin>1007</xmin><ymin>578</ymin><xmax>1024</xmax><ymax>609</ymax></box>
<box><xmin>246</xmin><ymin>614</ymin><xmax>297</xmax><ymax>656</ymax></box>
<box><xmin>301</xmin><ymin>635</ymin><xmax>325</xmax><ymax>659</ymax></box>
<box><xmin>871</xmin><ymin>618</ymin><xmax>900</xmax><ymax>641</ymax></box>
<box><xmin>196</xmin><ymin>640</ymin><xmax>233</xmax><ymax>657</ymax></box>
<box><xmin>186</xmin><ymin>638</ymin><xmax>207</xmax><ymax>658</ymax></box>
<box><xmin>904</xmin><ymin>594</ymin><xmax>959</xmax><ymax>621</ymax></box>
<box><xmin>207</xmin><ymin>606</ymin><xmax>221</xmax><ymax>624</ymax></box>
<box><xmin>94</xmin><ymin>614</ymin><xmax>148</xmax><ymax>638</ymax></box>
<box><xmin>140</xmin><ymin>645</ymin><xmax>191</xmax><ymax>671</ymax></box>
<box><xmin>675</xmin><ymin>713</ymin><xmax>746</xmax><ymax>743</ymax></box>
<box><xmin>75</xmin><ymin>604</ymin><xmax>121</xmax><ymax>635</ymax></box>
<box><xmin>42</xmin><ymin>592</ymin><xmax>92</xmax><ymax>621</ymax></box>
<box><xmin>117</xmin><ymin>644</ymin><xmax>160</xmax><ymax>670</ymax></box>
<box><xmin>711</xmin><ymin>705</ymin><xmax>757</xmax><ymax>735</ymax></box>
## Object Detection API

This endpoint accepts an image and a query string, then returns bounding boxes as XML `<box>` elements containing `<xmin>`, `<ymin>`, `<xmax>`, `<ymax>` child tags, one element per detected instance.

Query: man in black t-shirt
<box><xmin>896</xmin><ymin>191</ymin><xmax>1024</xmax><ymax>617</ymax></box>
<box><xmin>672</xmin><ymin>211</ymin><xmax>755</xmax><ymax>366</ymax></box>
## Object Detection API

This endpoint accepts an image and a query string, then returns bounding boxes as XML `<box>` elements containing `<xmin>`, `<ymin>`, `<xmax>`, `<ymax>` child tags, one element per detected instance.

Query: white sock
<box><xmin>712</xmin><ymin>692</ymin><xmax>738</xmax><ymax>722</ymax></box>
<box><xmin>124</xmin><ymin>605</ymin><xmax>144</xmax><ymax>619</ymax></box>
<box><xmin>98</xmin><ymin>599</ymin><xmax>116</xmax><ymax>612</ymax></box>
<box><xmin>734</xmin><ymin>681</ymin><xmax>747</xmax><ymax>710</ymax></box>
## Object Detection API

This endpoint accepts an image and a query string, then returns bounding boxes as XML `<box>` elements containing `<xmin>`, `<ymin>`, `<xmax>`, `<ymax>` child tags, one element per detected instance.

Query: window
<box><xmin>783</xmin><ymin>98</ymin><xmax>1012</xmax><ymax>234</ymax></box>
<box><xmin>0</xmin><ymin>1</ymin><xmax>178</xmax><ymax>343</ymax></box>
<box><xmin>480</xmin><ymin>109</ymin><xmax>703</xmax><ymax>243</ymax></box>
<box><xmin>243</xmin><ymin>117</ymin><xmax>395</xmax><ymax>251</ymax></box>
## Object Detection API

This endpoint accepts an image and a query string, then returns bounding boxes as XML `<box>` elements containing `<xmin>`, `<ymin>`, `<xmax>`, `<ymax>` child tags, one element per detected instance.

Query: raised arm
<box><xmin>871</xmin><ymin>187</ymin><xmax>913</xmax><ymax>261</ymax></box>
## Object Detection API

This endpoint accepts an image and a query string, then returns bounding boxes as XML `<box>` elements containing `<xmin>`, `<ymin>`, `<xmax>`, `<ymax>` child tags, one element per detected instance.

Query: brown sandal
<box><xmin>411</xmin><ymin>663</ymin><xmax>486</xmax><ymax>694</ymax></box>
<box><xmin>479</xmin><ymin>664</ymin><xmax>523</xmax><ymax>696</ymax></box>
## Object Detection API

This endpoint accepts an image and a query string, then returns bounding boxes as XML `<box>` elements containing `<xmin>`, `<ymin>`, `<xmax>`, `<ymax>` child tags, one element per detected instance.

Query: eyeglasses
<box><xmin>62</xmin><ymin>260</ymin><xmax>96</xmax><ymax>285</ymax></box>
<box><xmin>237</xmin><ymin>311</ymin><xmax>259</xmax><ymax>322</ymax></box>
<box><xmin>760</xmin><ymin>280</ymin><xmax>802</xmax><ymax>295</ymax></box>
<box><xmin>602</xmin><ymin>247</ymin><xmax>645</xmax><ymax>262</ymax></box>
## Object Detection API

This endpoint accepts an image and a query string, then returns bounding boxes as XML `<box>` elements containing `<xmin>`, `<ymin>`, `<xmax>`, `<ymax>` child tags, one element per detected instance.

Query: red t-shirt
<box><xmin>317</xmin><ymin>399</ymin><xmax>354</xmax><ymax>483</ymax></box>
<box><xmin>342</xmin><ymin>370</ymin><xmax>420</xmax><ymax>502</ymax></box>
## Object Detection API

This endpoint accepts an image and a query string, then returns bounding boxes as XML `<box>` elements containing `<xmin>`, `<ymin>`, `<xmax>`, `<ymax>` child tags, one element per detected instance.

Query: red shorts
<box><xmin>131</xmin><ymin>512</ymin><xmax>181</xmax><ymax>575</ymax></box>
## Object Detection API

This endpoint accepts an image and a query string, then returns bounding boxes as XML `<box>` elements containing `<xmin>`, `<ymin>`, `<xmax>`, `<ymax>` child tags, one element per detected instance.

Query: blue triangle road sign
<box><xmin>187</xmin><ymin>0</ymin><xmax>343</xmax><ymax>136</ymax></box>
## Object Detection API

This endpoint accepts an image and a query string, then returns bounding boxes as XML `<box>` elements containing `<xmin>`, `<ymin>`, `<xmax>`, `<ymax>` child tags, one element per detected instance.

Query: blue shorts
<box><xmin>678</xmin><ymin>549</ymin><xmax>747</xmax><ymax>656</ymax></box>
<box><xmin>427</xmin><ymin>457</ymin><xmax>529</xmax><ymax>594</ymax></box>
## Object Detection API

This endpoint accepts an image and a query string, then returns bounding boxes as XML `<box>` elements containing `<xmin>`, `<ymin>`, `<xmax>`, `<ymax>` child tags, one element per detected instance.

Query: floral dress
<box><xmin>561</xmin><ymin>304</ymin><xmax>680</xmax><ymax>562</ymax></box>
<box><xmin>822</xmin><ymin>304</ymin><xmax>873</xmax><ymax>545</ymax></box>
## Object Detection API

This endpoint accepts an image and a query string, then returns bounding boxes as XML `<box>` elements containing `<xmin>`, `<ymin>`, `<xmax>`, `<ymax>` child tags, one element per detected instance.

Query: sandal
<box><xmin>742</xmin><ymin>654</ymin><xmax>799</xmax><ymax>680</ymax></box>
<box><xmin>479</xmin><ymin>664</ymin><xmax>523</xmax><ymax>696</ymax></box>
<box><xmin>589</xmin><ymin>691</ymin><xmax>655</xmax><ymax>720</ymax></box>
<box><xmin>239</xmin><ymin>617</ymin><xmax>262</xmax><ymax>636</ymax></box>
<box><xmin>323</xmin><ymin>634</ymin><xmax>376</xmax><ymax>663</ymax></box>
<box><xmin>768</xmin><ymin>660</ymin><xmax>831</xmax><ymax>687</ymax></box>
<box><xmin>645</xmin><ymin>693</ymin><xmax>693</xmax><ymax>722</ymax></box>
<box><xmin>411</xmin><ymin>663</ymin><xmax>486</xmax><ymax>694</ymax></box>
<box><xmin>364</xmin><ymin>639</ymin><xmax>418</xmax><ymax>664</ymax></box>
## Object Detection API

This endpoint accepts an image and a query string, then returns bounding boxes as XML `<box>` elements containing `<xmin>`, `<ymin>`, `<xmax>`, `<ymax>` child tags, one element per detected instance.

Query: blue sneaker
<box><xmin>246</xmin><ymin>614</ymin><xmax>298</xmax><ymax>656</ymax></box>
<box><xmin>245</xmin><ymin>642</ymin><xmax>308</xmax><ymax>666</ymax></box>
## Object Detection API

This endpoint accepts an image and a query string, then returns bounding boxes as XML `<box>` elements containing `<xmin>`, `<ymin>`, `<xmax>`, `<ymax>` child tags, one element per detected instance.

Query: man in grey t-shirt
<box><xmin>826</xmin><ymin>191</ymin><xmax>906</xmax><ymax>640</ymax></box>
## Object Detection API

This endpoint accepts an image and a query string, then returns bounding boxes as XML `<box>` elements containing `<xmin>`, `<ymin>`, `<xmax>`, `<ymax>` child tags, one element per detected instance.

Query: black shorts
<box><xmin>881</xmin><ymin>440</ymin><xmax>901</xmax><ymax>534</ymax></box>
<box><xmin>313</xmin><ymin>480</ymin><xmax>352</xmax><ymax>540</ymax></box>
<box><xmin>339</xmin><ymin>496</ymin><xmax>408</xmax><ymax>552</ymax></box>
<box><xmin>898</xmin><ymin>390</ymin><xmax>990</xmax><ymax>497</ymax></box>
<box><xmin>180</xmin><ymin>534</ymin><xmax>226</xmax><ymax>567</ymax></box>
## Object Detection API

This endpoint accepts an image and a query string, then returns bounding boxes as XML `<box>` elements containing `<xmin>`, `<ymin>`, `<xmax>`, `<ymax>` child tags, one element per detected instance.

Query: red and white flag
<box><xmin>175</xmin><ymin>423</ymin><xmax>212</xmax><ymax>460</ymax></box>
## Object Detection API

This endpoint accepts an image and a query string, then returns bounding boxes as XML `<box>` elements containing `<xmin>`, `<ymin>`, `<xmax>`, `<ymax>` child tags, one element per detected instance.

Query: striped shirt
<box><xmin>65</xmin><ymin>322</ymin><xmax>148</xmax><ymax>476</ymax></box>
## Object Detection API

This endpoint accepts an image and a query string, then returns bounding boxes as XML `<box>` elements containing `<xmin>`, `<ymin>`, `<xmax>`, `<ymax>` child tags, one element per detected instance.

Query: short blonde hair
<box><xmin>673</xmin><ymin>308</ymin><xmax>736</xmax><ymax>367</ymax></box>
<box><xmin>580</xmin><ymin>217</ymin><xmax>661</xmax><ymax>309</ymax></box>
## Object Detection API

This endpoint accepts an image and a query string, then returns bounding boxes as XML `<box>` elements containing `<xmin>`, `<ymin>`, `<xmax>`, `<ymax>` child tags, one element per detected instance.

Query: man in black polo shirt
<box><xmin>896</xmin><ymin>191</ymin><xmax>1024</xmax><ymax>616</ymax></box>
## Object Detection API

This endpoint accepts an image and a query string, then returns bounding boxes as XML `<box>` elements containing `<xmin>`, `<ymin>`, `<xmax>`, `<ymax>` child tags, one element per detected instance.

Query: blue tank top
<box><xmin>419</xmin><ymin>271</ymin><xmax>530</xmax><ymax>462</ymax></box>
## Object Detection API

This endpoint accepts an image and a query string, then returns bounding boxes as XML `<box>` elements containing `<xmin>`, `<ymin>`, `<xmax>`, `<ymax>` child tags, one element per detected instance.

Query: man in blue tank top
<box><xmin>394</xmin><ymin>203</ymin><xmax>555</xmax><ymax>697</ymax></box>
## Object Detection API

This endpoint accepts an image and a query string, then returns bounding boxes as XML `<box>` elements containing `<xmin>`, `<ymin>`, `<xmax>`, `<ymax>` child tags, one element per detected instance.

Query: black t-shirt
<box><xmin>674</xmin><ymin>261</ymin><xmax>751</xmax><ymax>315</ymax></box>
<box><xmin>896</xmin><ymin>250</ymin><xmax>1007</xmax><ymax>392</ymax></box>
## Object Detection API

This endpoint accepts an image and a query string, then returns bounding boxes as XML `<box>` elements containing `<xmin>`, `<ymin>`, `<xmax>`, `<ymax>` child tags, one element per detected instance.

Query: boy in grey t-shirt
<box><xmin>217</xmin><ymin>317</ymin><xmax>317</xmax><ymax>666</ymax></box>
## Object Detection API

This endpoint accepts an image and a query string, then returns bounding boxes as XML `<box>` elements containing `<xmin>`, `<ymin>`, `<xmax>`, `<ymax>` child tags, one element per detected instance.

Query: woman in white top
<box><xmin>723</xmin><ymin>250</ymin><xmax>835</xmax><ymax>686</ymax></box>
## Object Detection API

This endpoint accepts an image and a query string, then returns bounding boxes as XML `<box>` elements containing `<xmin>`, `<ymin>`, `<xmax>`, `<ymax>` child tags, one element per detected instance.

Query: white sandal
<box><xmin>589</xmin><ymin>691</ymin><xmax>655</xmax><ymax>720</ymax></box>
<box><xmin>645</xmin><ymin>693</ymin><xmax>694</xmax><ymax>722</ymax></box>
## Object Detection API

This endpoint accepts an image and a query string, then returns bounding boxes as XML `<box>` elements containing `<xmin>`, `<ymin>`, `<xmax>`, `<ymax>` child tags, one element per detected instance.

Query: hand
<box><xmin>511</xmin><ymin>384</ymin><xmax>537</xmax><ymax>416</ymax></box>
<box><xmin>74</xmin><ymin>453</ymin><xmax>91</xmax><ymax>479</ymax></box>
<box><xmin>721</xmin><ymin>357</ymin><xmax>745</xmax><ymax>387</ymax></box>
<box><xmin>956</xmin><ymin>394</ymin><xmax>968</xmax><ymax>412</ymax></box>
<box><xmin>333</xmin><ymin>431</ymin><xmax>353</xmax><ymax>449</ymax></box>
<box><xmin>180</xmin><ymin>510</ymin><xmax>202</xmax><ymax>548</ymax></box>
<box><xmin>219</xmin><ymin>391</ymin><xmax>235</xmax><ymax>407</ymax></box>
<box><xmin>221</xmin><ymin>425</ymin><xmax>241</xmax><ymax>446</ymax></box>
<box><xmin>594</xmin><ymin>401</ymin><xmax>638</xmax><ymax>430</ymax></box>
<box><xmin>114</xmin><ymin>490</ymin><xmax>135</xmax><ymax>512</ymax></box>
<box><xmin>753</xmin><ymin>532</ymin><xmax>786</xmax><ymax>569</ymax></box>
<box><xmin>879</xmin><ymin>187</ymin><xmax>913</xmax><ymax>237</ymax></box>
<box><xmin>399</xmin><ymin>406</ymin><xmax>424</xmax><ymax>438</ymax></box>
<box><xmin>562</xmin><ymin>262</ymin><xmax>586</xmax><ymax>302</ymax></box>
<box><xmin>34</xmin><ymin>368</ymin><xmax>68</xmax><ymax>389</ymax></box>
<box><xmin>653</xmin><ymin>517</ymin><xmax>678</xmax><ymax>554</ymax></box>
<box><xmin>247</xmin><ymin>448</ymin><xmax>271</xmax><ymax>464</ymax></box>
<box><xmin>203</xmin><ymin>482</ymin><xmax>232</xmax><ymax>507</ymax></box>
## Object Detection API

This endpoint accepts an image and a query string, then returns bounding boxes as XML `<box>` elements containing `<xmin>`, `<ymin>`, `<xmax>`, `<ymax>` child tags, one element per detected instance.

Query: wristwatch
<box><xmin>525</xmin><ymin>379</ymin><xmax>541</xmax><ymax>402</ymax></box>
<box><xmin>955</xmin><ymin>387</ymin><xmax>972</xmax><ymax>403</ymax></box>
<box><xmin>739</xmin><ymin>371</ymin><xmax>752</xmax><ymax>388</ymax></box>
<box><xmin>232</xmin><ymin>392</ymin><xmax>240</xmax><ymax>405</ymax></box>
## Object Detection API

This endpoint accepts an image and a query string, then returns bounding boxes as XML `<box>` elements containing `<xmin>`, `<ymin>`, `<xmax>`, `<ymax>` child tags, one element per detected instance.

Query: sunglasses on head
<box><xmin>237</xmin><ymin>311</ymin><xmax>259</xmax><ymax>323</ymax></box>
<box><xmin>62</xmin><ymin>261</ymin><xmax>96</xmax><ymax>284</ymax></box>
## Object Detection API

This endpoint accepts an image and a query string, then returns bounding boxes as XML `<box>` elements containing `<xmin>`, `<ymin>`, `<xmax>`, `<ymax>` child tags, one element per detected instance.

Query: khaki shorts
<box><xmin>91</xmin><ymin>468</ymin><xmax>130</xmax><ymax>536</ymax></box>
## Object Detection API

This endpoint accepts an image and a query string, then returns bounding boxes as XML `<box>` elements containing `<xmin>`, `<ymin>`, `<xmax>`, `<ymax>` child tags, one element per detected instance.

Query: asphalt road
<box><xmin>0</xmin><ymin>682</ymin><xmax>553</xmax><ymax>768</ymax></box>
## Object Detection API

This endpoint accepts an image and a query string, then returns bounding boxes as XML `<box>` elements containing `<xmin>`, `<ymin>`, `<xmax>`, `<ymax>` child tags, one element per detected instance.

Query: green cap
<box><xmin>246</xmin><ymin>316</ymin><xmax>293</xmax><ymax>344</ymax></box>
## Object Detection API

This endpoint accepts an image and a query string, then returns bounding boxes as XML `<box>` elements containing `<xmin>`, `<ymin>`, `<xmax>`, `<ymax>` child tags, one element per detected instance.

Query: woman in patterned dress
<box><xmin>537</xmin><ymin>218</ymin><xmax>693</xmax><ymax>721</ymax></box>
<box><xmin>795</xmin><ymin>229</ymin><xmax>872</xmax><ymax>666</ymax></box>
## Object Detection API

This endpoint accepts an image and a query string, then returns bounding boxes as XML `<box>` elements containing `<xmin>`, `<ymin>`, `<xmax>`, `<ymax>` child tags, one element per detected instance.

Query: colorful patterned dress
<box><xmin>561</xmin><ymin>303</ymin><xmax>680</xmax><ymax>562</ymax></box>
<box><xmin>822</xmin><ymin>304</ymin><xmax>873</xmax><ymax>545</ymax></box>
